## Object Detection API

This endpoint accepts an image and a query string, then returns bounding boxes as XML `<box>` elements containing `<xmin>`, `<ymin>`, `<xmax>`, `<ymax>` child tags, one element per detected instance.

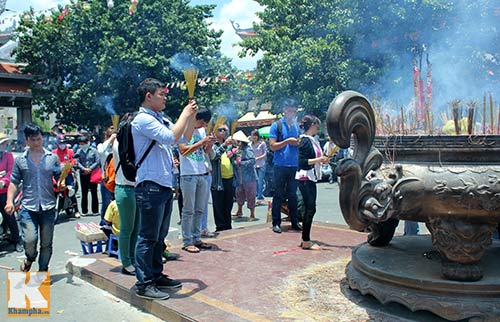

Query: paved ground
<box><xmin>0</xmin><ymin>181</ymin><xmax>427</xmax><ymax>321</ymax></box>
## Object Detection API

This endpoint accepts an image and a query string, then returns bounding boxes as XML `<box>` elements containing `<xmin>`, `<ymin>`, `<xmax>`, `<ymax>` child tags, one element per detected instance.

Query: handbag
<box><xmin>90</xmin><ymin>168</ymin><xmax>102</xmax><ymax>184</ymax></box>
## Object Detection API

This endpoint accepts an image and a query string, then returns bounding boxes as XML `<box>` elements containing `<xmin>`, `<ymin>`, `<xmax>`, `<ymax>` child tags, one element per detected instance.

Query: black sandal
<box><xmin>194</xmin><ymin>242</ymin><xmax>212</xmax><ymax>250</ymax></box>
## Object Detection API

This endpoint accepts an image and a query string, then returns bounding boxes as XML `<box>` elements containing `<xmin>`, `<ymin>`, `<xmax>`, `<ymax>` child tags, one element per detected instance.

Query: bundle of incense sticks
<box><xmin>450</xmin><ymin>100</ymin><xmax>461</xmax><ymax>135</ymax></box>
<box><xmin>59</xmin><ymin>161</ymin><xmax>72</xmax><ymax>185</ymax></box>
<box><xmin>327</xmin><ymin>145</ymin><xmax>340</xmax><ymax>158</ymax></box>
<box><xmin>467</xmin><ymin>100</ymin><xmax>476</xmax><ymax>135</ymax></box>
<box><xmin>230</xmin><ymin>121</ymin><xmax>238</xmax><ymax>135</ymax></box>
<box><xmin>183</xmin><ymin>68</ymin><xmax>198</xmax><ymax>99</ymax></box>
<box><xmin>182</xmin><ymin>116</ymin><xmax>226</xmax><ymax>157</ymax></box>
<box><xmin>425</xmin><ymin>104</ymin><xmax>432</xmax><ymax>134</ymax></box>
<box><xmin>212</xmin><ymin>116</ymin><xmax>227</xmax><ymax>134</ymax></box>
<box><xmin>206</xmin><ymin>119</ymin><xmax>213</xmax><ymax>134</ymax></box>
<box><xmin>111</xmin><ymin>115</ymin><xmax>119</xmax><ymax>132</ymax></box>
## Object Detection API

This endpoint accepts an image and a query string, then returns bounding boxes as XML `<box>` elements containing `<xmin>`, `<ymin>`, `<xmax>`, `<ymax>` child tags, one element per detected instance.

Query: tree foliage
<box><xmin>240</xmin><ymin>0</ymin><xmax>498</xmax><ymax>116</ymax></box>
<box><xmin>15</xmin><ymin>0</ymin><xmax>235</xmax><ymax>128</ymax></box>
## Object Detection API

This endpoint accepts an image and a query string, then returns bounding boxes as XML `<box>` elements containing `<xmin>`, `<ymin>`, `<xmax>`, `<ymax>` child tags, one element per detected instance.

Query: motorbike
<box><xmin>55</xmin><ymin>167</ymin><xmax>79</xmax><ymax>223</ymax></box>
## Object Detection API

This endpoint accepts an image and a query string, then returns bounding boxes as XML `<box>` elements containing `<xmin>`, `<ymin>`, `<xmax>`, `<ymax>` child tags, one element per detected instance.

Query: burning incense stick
<box><xmin>59</xmin><ymin>161</ymin><xmax>72</xmax><ymax>185</ymax></box>
<box><xmin>183</xmin><ymin>68</ymin><xmax>198</xmax><ymax>99</ymax></box>
<box><xmin>230</xmin><ymin>121</ymin><xmax>238</xmax><ymax>135</ymax></box>
<box><xmin>490</xmin><ymin>93</ymin><xmax>494</xmax><ymax>134</ymax></box>
<box><xmin>111</xmin><ymin>114</ymin><xmax>119</xmax><ymax>132</ymax></box>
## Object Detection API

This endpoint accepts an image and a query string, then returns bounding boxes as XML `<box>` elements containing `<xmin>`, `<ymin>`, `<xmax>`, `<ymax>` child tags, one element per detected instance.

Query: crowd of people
<box><xmin>0</xmin><ymin>77</ymin><xmax>350</xmax><ymax>300</ymax></box>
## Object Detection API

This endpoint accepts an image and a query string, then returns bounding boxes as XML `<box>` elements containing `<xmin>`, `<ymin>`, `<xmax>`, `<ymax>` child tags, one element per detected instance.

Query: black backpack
<box><xmin>117</xmin><ymin>112</ymin><xmax>155</xmax><ymax>182</ymax></box>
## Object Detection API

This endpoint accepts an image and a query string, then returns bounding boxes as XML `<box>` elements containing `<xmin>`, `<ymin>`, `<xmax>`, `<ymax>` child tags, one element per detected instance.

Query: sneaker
<box><xmin>155</xmin><ymin>274</ymin><xmax>182</xmax><ymax>290</ymax></box>
<box><xmin>74</xmin><ymin>212</ymin><xmax>81</xmax><ymax>219</ymax></box>
<box><xmin>136</xmin><ymin>285</ymin><xmax>170</xmax><ymax>300</ymax></box>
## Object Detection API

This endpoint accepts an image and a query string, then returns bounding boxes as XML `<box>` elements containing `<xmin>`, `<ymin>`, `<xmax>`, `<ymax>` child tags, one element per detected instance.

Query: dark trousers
<box><xmin>0</xmin><ymin>193</ymin><xmax>21</xmax><ymax>243</ymax></box>
<box><xmin>272</xmin><ymin>165</ymin><xmax>299</xmax><ymax>227</ymax></box>
<box><xmin>211</xmin><ymin>178</ymin><xmax>234</xmax><ymax>231</ymax></box>
<box><xmin>65</xmin><ymin>173</ymin><xmax>79</xmax><ymax>212</ymax></box>
<box><xmin>298</xmin><ymin>180</ymin><xmax>317</xmax><ymax>241</ymax></box>
<box><xmin>134</xmin><ymin>181</ymin><xmax>173</xmax><ymax>291</ymax></box>
<box><xmin>80</xmin><ymin>173</ymin><xmax>98</xmax><ymax>214</ymax></box>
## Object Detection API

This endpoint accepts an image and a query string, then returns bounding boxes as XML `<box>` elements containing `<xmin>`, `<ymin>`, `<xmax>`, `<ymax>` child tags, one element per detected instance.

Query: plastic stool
<box><xmin>107</xmin><ymin>233</ymin><xmax>120</xmax><ymax>258</ymax></box>
<box><xmin>80</xmin><ymin>240</ymin><xmax>104</xmax><ymax>255</ymax></box>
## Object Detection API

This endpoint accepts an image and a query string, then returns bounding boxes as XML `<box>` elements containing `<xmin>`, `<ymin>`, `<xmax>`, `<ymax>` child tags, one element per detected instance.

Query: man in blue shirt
<box><xmin>132</xmin><ymin>78</ymin><xmax>197</xmax><ymax>300</ymax></box>
<box><xmin>269</xmin><ymin>99</ymin><xmax>302</xmax><ymax>233</ymax></box>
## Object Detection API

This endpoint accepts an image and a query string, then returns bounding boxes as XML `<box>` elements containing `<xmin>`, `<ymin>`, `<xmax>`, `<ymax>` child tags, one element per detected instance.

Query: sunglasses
<box><xmin>218</xmin><ymin>128</ymin><xmax>228</xmax><ymax>132</ymax></box>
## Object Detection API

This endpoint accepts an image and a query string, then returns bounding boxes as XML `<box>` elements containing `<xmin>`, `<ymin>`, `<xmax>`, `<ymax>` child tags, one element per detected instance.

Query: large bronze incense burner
<box><xmin>327</xmin><ymin>90</ymin><xmax>500</xmax><ymax>321</ymax></box>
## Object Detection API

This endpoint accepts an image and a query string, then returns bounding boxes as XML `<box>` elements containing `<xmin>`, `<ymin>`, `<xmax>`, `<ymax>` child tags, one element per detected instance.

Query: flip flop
<box><xmin>182</xmin><ymin>245</ymin><xmax>200</xmax><ymax>253</ymax></box>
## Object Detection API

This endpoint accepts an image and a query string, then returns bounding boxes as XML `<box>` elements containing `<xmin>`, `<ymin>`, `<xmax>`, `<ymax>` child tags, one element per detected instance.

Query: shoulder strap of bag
<box><xmin>136</xmin><ymin>140</ymin><xmax>156</xmax><ymax>168</ymax></box>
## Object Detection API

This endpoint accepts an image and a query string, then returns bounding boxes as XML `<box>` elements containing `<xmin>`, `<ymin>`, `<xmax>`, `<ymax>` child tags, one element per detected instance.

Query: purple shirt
<box><xmin>252</xmin><ymin>141</ymin><xmax>267</xmax><ymax>168</ymax></box>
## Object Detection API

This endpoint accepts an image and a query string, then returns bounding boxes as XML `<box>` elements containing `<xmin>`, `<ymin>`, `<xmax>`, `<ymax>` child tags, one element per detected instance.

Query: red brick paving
<box><xmin>67</xmin><ymin>223</ymin><xmax>367</xmax><ymax>321</ymax></box>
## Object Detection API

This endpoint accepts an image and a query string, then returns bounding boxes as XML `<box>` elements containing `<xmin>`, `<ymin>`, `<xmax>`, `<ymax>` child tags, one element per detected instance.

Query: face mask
<box><xmin>80</xmin><ymin>143</ymin><xmax>89</xmax><ymax>151</ymax></box>
<box><xmin>58</xmin><ymin>143</ymin><xmax>67</xmax><ymax>150</ymax></box>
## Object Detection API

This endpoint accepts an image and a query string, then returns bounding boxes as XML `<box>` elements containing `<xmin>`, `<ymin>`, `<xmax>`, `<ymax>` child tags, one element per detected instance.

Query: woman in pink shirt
<box><xmin>0</xmin><ymin>134</ymin><xmax>22</xmax><ymax>252</ymax></box>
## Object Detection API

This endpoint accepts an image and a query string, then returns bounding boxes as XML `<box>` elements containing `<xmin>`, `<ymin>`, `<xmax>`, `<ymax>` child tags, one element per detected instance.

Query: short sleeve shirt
<box><xmin>269</xmin><ymin>119</ymin><xmax>299</xmax><ymax>167</ymax></box>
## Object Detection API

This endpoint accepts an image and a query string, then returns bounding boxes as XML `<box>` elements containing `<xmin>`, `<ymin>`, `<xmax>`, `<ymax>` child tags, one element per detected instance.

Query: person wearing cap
<box><xmin>232</xmin><ymin>130</ymin><xmax>258</xmax><ymax>221</ymax></box>
<box><xmin>269</xmin><ymin>98</ymin><xmax>302</xmax><ymax>233</ymax></box>
<box><xmin>0</xmin><ymin>133</ymin><xmax>23</xmax><ymax>252</ymax></box>
<box><xmin>53</xmin><ymin>135</ymin><xmax>80</xmax><ymax>218</ymax></box>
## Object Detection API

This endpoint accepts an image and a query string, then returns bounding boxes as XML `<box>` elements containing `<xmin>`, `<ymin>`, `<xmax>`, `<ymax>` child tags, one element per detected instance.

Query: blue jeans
<box><xmin>272</xmin><ymin>165</ymin><xmax>299</xmax><ymax>227</ymax></box>
<box><xmin>134</xmin><ymin>181</ymin><xmax>173</xmax><ymax>291</ymax></box>
<box><xmin>180</xmin><ymin>175</ymin><xmax>209</xmax><ymax>246</ymax></box>
<box><xmin>201</xmin><ymin>174</ymin><xmax>212</xmax><ymax>231</ymax></box>
<box><xmin>100</xmin><ymin>182</ymin><xmax>114</xmax><ymax>221</ymax></box>
<box><xmin>404</xmin><ymin>221</ymin><xmax>419</xmax><ymax>235</ymax></box>
<box><xmin>20</xmin><ymin>208</ymin><xmax>57</xmax><ymax>271</ymax></box>
<box><xmin>256</xmin><ymin>166</ymin><xmax>266</xmax><ymax>200</ymax></box>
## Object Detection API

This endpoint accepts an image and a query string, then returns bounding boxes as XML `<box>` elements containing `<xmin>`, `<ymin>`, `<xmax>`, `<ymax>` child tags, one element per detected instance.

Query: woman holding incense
<box><xmin>210</xmin><ymin>124</ymin><xmax>236</xmax><ymax>231</ymax></box>
<box><xmin>296</xmin><ymin>115</ymin><xmax>328</xmax><ymax>250</ymax></box>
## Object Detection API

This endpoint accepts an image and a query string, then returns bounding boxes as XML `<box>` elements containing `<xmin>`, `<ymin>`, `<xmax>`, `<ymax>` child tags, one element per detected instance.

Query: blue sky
<box><xmin>2</xmin><ymin>0</ymin><xmax>262</xmax><ymax>70</ymax></box>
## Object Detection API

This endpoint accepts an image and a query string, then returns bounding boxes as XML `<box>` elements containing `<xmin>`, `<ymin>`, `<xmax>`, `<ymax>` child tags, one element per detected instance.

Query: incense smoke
<box><xmin>97</xmin><ymin>95</ymin><xmax>116</xmax><ymax>115</ymax></box>
<box><xmin>349</xmin><ymin>1</ymin><xmax>499</xmax><ymax>126</ymax></box>
<box><xmin>170</xmin><ymin>53</ymin><xmax>197</xmax><ymax>72</ymax></box>
<box><xmin>214</xmin><ymin>102</ymin><xmax>239</xmax><ymax>122</ymax></box>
